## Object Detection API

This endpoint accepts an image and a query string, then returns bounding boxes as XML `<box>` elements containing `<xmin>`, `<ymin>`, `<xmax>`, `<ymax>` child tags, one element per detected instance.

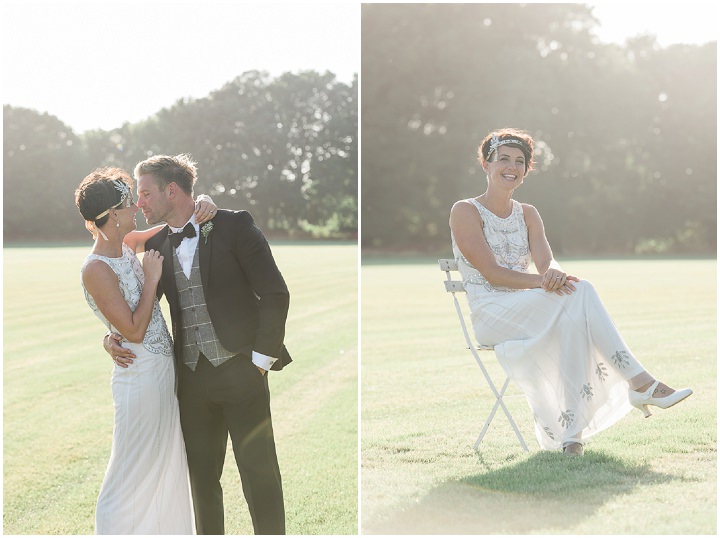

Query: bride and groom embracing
<box><xmin>76</xmin><ymin>154</ymin><xmax>289</xmax><ymax>534</ymax></box>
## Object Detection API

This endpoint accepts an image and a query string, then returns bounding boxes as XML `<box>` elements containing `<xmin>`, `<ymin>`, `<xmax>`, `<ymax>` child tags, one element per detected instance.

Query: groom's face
<box><xmin>136</xmin><ymin>174</ymin><xmax>172</xmax><ymax>225</ymax></box>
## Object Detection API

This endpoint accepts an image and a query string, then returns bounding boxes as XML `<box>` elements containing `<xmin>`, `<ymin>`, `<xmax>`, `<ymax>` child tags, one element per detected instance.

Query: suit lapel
<box><xmin>159</xmin><ymin>228</ymin><xmax>179</xmax><ymax>309</ymax></box>
<box><xmin>199</xmin><ymin>222</ymin><xmax>212</xmax><ymax>292</ymax></box>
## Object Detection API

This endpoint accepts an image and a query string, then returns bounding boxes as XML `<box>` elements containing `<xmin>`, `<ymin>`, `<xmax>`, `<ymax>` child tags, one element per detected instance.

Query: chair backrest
<box><xmin>438</xmin><ymin>258</ymin><xmax>494</xmax><ymax>351</ymax></box>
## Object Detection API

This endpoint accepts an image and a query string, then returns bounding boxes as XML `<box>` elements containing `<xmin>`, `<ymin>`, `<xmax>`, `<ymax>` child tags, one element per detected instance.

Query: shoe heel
<box><xmin>632</xmin><ymin>402</ymin><xmax>652</xmax><ymax>418</ymax></box>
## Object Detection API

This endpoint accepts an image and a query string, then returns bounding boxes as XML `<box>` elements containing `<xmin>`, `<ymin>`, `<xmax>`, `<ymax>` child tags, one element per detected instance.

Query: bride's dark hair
<box><xmin>75</xmin><ymin>168</ymin><xmax>133</xmax><ymax>227</ymax></box>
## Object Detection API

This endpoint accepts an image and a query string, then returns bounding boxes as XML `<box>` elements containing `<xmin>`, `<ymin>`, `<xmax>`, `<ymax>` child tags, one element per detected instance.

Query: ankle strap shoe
<box><xmin>629</xmin><ymin>380</ymin><xmax>693</xmax><ymax>418</ymax></box>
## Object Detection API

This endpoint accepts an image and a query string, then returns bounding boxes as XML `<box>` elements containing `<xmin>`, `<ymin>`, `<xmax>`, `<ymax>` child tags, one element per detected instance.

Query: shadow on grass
<box><xmin>363</xmin><ymin>450</ymin><xmax>688</xmax><ymax>534</ymax></box>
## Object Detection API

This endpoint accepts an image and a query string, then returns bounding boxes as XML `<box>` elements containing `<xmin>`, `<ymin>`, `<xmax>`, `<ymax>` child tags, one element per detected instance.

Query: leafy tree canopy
<box><xmin>4</xmin><ymin>70</ymin><xmax>357</xmax><ymax>242</ymax></box>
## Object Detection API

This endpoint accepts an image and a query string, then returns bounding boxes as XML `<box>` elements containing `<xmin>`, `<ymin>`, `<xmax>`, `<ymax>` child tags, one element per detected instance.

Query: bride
<box><xmin>75</xmin><ymin>167</ymin><xmax>215</xmax><ymax>533</ymax></box>
<box><xmin>449</xmin><ymin>128</ymin><xmax>692</xmax><ymax>456</ymax></box>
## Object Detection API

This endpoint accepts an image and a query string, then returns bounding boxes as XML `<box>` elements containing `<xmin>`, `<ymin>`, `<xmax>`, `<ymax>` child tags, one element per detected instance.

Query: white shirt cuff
<box><xmin>252</xmin><ymin>351</ymin><xmax>277</xmax><ymax>371</ymax></box>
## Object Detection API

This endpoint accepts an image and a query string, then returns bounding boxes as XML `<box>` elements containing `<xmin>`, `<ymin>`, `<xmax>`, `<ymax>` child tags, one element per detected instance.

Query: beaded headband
<box><xmin>486</xmin><ymin>135</ymin><xmax>527</xmax><ymax>161</ymax></box>
<box><xmin>92</xmin><ymin>180</ymin><xmax>132</xmax><ymax>221</ymax></box>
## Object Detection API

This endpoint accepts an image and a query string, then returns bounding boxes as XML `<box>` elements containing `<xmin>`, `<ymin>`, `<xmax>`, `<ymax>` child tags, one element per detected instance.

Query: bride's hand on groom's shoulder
<box><xmin>194</xmin><ymin>194</ymin><xmax>218</xmax><ymax>224</ymax></box>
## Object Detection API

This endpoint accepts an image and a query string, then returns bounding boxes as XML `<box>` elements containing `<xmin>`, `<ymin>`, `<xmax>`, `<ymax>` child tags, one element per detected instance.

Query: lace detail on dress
<box><xmin>451</xmin><ymin>198</ymin><xmax>532</xmax><ymax>293</ymax></box>
<box><xmin>81</xmin><ymin>243</ymin><xmax>173</xmax><ymax>356</ymax></box>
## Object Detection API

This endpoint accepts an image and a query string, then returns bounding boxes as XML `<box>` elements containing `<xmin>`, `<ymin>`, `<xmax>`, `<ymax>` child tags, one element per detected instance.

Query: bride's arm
<box><xmin>123</xmin><ymin>194</ymin><xmax>218</xmax><ymax>253</ymax></box>
<box><xmin>82</xmin><ymin>251</ymin><xmax>163</xmax><ymax>343</ymax></box>
<box><xmin>524</xmin><ymin>204</ymin><xmax>578</xmax><ymax>294</ymax></box>
<box><xmin>123</xmin><ymin>225</ymin><xmax>165</xmax><ymax>254</ymax></box>
<box><xmin>450</xmin><ymin>200</ymin><xmax>543</xmax><ymax>290</ymax></box>
<box><xmin>524</xmin><ymin>203</ymin><xmax>555</xmax><ymax>273</ymax></box>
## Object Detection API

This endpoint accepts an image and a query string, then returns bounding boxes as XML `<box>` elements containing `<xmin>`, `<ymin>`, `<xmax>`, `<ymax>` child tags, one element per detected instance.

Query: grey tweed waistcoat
<box><xmin>172</xmin><ymin>245</ymin><xmax>235</xmax><ymax>371</ymax></box>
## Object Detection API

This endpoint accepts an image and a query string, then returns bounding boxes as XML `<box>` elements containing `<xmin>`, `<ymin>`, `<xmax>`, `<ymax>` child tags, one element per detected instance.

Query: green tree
<box><xmin>3</xmin><ymin>70</ymin><xmax>358</xmax><ymax>242</ymax></box>
<box><xmin>361</xmin><ymin>3</ymin><xmax>716</xmax><ymax>254</ymax></box>
<box><xmin>3</xmin><ymin>106</ymin><xmax>86</xmax><ymax>241</ymax></box>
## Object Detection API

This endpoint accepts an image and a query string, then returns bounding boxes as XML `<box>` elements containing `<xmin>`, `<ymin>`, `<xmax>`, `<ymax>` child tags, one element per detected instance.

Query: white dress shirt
<box><xmin>169</xmin><ymin>216</ymin><xmax>276</xmax><ymax>372</ymax></box>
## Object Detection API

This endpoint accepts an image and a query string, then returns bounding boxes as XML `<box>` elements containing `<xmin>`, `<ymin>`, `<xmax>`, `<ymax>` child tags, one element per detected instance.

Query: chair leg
<box><xmin>447</xmin><ymin>292</ymin><xmax>530</xmax><ymax>452</ymax></box>
<box><xmin>474</xmin><ymin>379</ymin><xmax>507</xmax><ymax>450</ymax></box>
<box><xmin>503</xmin><ymin>403</ymin><xmax>530</xmax><ymax>452</ymax></box>
<box><xmin>474</xmin><ymin>377</ymin><xmax>529</xmax><ymax>452</ymax></box>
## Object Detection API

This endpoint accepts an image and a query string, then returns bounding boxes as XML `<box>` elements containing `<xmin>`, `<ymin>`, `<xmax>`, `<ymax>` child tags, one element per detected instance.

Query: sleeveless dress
<box><xmin>81</xmin><ymin>243</ymin><xmax>194</xmax><ymax>534</ymax></box>
<box><xmin>452</xmin><ymin>199</ymin><xmax>647</xmax><ymax>450</ymax></box>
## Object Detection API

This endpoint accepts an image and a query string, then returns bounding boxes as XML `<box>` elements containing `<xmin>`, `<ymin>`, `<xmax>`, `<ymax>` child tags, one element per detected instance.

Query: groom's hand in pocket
<box><xmin>103</xmin><ymin>331</ymin><xmax>136</xmax><ymax>368</ymax></box>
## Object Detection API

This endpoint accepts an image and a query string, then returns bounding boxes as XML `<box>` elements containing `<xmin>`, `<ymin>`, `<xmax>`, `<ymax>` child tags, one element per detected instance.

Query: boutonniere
<box><xmin>200</xmin><ymin>221</ymin><xmax>214</xmax><ymax>244</ymax></box>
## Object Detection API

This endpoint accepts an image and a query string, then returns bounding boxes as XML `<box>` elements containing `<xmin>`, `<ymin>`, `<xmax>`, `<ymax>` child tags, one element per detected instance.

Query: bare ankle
<box><xmin>634</xmin><ymin>381</ymin><xmax>654</xmax><ymax>392</ymax></box>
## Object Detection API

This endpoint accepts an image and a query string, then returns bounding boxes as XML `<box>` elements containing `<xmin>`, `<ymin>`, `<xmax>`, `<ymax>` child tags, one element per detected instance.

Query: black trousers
<box><xmin>178</xmin><ymin>353</ymin><xmax>285</xmax><ymax>535</ymax></box>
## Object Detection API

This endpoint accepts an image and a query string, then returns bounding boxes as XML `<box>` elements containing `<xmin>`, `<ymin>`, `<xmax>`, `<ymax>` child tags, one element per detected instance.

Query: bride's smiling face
<box><xmin>483</xmin><ymin>146</ymin><xmax>527</xmax><ymax>189</ymax></box>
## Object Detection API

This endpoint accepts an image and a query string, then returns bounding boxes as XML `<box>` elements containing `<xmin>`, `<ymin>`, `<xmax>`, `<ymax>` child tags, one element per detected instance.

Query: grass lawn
<box><xmin>361</xmin><ymin>258</ymin><xmax>716</xmax><ymax>534</ymax></box>
<box><xmin>3</xmin><ymin>243</ymin><xmax>358</xmax><ymax>535</ymax></box>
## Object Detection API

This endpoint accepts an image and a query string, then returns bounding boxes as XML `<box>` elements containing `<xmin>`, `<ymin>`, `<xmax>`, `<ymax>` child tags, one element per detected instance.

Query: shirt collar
<box><xmin>168</xmin><ymin>214</ymin><xmax>198</xmax><ymax>234</ymax></box>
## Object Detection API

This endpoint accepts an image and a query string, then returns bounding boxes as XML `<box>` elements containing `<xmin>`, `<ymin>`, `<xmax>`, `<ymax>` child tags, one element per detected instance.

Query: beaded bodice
<box><xmin>451</xmin><ymin>198</ymin><xmax>531</xmax><ymax>293</ymax></box>
<box><xmin>81</xmin><ymin>242</ymin><xmax>173</xmax><ymax>355</ymax></box>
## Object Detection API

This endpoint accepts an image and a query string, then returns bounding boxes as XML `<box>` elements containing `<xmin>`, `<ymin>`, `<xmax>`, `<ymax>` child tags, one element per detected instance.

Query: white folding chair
<box><xmin>439</xmin><ymin>258</ymin><xmax>529</xmax><ymax>452</ymax></box>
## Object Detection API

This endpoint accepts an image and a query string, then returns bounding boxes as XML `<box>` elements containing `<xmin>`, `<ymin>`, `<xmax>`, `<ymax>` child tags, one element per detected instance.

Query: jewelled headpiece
<box><xmin>84</xmin><ymin>180</ymin><xmax>132</xmax><ymax>241</ymax></box>
<box><xmin>92</xmin><ymin>180</ymin><xmax>131</xmax><ymax>221</ymax></box>
<box><xmin>486</xmin><ymin>134</ymin><xmax>527</xmax><ymax>161</ymax></box>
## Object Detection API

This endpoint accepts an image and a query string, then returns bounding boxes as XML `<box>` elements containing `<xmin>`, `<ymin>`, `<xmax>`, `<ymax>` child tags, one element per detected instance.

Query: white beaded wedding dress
<box><xmin>82</xmin><ymin>243</ymin><xmax>194</xmax><ymax>534</ymax></box>
<box><xmin>452</xmin><ymin>198</ymin><xmax>646</xmax><ymax>450</ymax></box>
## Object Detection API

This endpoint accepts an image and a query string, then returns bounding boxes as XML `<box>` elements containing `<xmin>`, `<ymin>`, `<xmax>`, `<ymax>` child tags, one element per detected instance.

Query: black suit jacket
<box><xmin>145</xmin><ymin>209</ymin><xmax>292</xmax><ymax>371</ymax></box>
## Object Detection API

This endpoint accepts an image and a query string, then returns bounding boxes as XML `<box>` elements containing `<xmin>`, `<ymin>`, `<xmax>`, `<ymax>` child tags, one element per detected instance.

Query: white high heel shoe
<box><xmin>629</xmin><ymin>380</ymin><xmax>693</xmax><ymax>418</ymax></box>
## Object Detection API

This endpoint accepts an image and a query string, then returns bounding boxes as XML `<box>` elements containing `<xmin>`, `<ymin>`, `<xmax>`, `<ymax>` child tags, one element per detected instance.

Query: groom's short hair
<box><xmin>134</xmin><ymin>154</ymin><xmax>197</xmax><ymax>196</ymax></box>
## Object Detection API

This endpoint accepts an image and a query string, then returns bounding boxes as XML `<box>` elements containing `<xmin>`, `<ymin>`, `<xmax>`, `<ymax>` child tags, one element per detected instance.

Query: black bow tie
<box><xmin>169</xmin><ymin>222</ymin><xmax>196</xmax><ymax>248</ymax></box>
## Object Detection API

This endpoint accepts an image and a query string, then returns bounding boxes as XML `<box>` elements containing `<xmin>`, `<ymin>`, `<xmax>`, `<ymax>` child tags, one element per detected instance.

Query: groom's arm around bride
<box><xmin>151</xmin><ymin>206</ymin><xmax>292</xmax><ymax>372</ymax></box>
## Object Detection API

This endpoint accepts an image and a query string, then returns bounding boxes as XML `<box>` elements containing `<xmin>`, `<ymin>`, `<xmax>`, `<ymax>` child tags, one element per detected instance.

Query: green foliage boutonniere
<box><xmin>201</xmin><ymin>221</ymin><xmax>214</xmax><ymax>244</ymax></box>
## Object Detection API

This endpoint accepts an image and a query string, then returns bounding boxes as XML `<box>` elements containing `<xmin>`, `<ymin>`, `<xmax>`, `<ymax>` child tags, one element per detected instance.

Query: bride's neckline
<box><xmin>90</xmin><ymin>243</ymin><xmax>126</xmax><ymax>260</ymax></box>
<box><xmin>473</xmin><ymin>197</ymin><xmax>515</xmax><ymax>220</ymax></box>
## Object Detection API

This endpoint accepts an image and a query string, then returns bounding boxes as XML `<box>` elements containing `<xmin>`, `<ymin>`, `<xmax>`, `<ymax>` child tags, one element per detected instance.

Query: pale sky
<box><xmin>2</xmin><ymin>1</ymin><xmax>359</xmax><ymax>133</ymax></box>
<box><xmin>588</xmin><ymin>1</ymin><xmax>718</xmax><ymax>47</ymax></box>
<box><xmin>2</xmin><ymin>2</ymin><xmax>716</xmax><ymax>134</ymax></box>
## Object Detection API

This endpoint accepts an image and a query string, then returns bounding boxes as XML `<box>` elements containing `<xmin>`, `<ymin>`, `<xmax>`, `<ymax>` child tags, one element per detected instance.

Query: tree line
<box><xmin>3</xmin><ymin>70</ymin><xmax>357</xmax><ymax>242</ymax></box>
<box><xmin>361</xmin><ymin>3</ymin><xmax>716</xmax><ymax>255</ymax></box>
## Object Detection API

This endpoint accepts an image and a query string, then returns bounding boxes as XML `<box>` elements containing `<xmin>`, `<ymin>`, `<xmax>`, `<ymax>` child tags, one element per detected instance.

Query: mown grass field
<box><xmin>361</xmin><ymin>258</ymin><xmax>716</xmax><ymax>534</ymax></box>
<box><xmin>3</xmin><ymin>243</ymin><xmax>358</xmax><ymax>535</ymax></box>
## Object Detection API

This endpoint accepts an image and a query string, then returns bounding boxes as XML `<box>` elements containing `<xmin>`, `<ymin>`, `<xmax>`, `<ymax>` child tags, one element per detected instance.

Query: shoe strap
<box><xmin>640</xmin><ymin>379</ymin><xmax>660</xmax><ymax>395</ymax></box>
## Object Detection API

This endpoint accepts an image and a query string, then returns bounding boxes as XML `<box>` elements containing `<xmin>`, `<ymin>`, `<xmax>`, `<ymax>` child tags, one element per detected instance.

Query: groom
<box><xmin>105</xmin><ymin>153</ymin><xmax>290</xmax><ymax>535</ymax></box>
